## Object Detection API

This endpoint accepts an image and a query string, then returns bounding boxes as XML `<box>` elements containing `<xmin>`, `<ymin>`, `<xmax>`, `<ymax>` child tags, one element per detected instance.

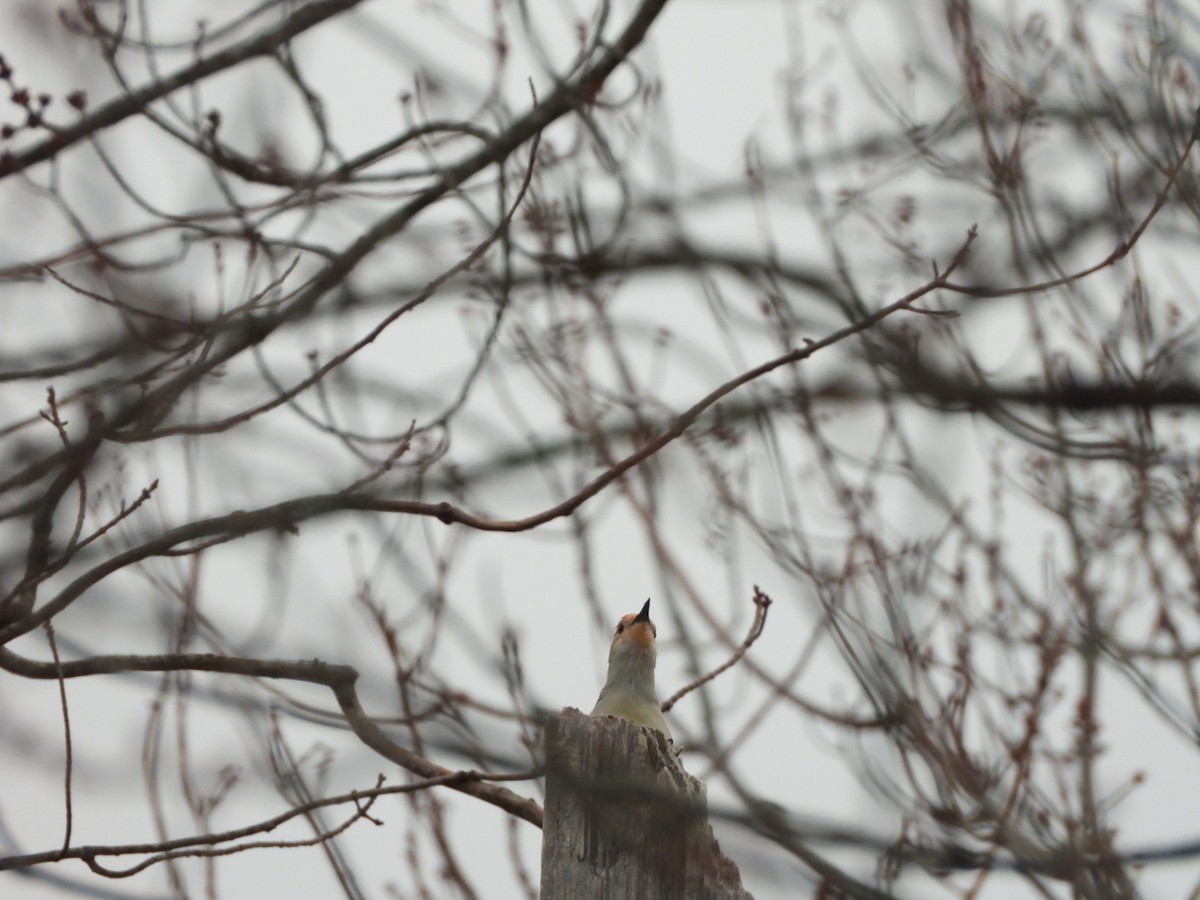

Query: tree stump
<box><xmin>541</xmin><ymin>708</ymin><xmax>753</xmax><ymax>900</ymax></box>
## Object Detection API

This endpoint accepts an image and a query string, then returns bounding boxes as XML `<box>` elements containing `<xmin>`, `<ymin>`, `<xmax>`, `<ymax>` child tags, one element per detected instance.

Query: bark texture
<box><xmin>541</xmin><ymin>708</ymin><xmax>753</xmax><ymax>900</ymax></box>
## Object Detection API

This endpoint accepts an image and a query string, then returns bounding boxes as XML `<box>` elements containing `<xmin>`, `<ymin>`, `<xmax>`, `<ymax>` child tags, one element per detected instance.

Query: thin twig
<box><xmin>661</xmin><ymin>587</ymin><xmax>773</xmax><ymax>713</ymax></box>
<box><xmin>44</xmin><ymin>621</ymin><xmax>73</xmax><ymax>858</ymax></box>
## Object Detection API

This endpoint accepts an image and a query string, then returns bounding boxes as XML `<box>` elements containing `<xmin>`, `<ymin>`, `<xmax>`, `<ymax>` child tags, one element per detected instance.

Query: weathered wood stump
<box><xmin>541</xmin><ymin>708</ymin><xmax>753</xmax><ymax>899</ymax></box>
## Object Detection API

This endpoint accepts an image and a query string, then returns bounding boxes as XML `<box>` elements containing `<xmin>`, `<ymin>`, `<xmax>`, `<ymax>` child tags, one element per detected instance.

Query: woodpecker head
<box><xmin>610</xmin><ymin>598</ymin><xmax>657</xmax><ymax>657</ymax></box>
<box><xmin>592</xmin><ymin>598</ymin><xmax>671</xmax><ymax>739</ymax></box>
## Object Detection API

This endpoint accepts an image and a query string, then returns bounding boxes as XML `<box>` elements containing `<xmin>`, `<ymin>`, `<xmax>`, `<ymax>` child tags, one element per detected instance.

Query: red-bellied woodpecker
<box><xmin>589</xmin><ymin>598</ymin><xmax>672</xmax><ymax>740</ymax></box>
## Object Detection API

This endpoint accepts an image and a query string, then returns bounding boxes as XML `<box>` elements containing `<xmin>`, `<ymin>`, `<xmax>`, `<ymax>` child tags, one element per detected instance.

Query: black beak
<box><xmin>635</xmin><ymin>598</ymin><xmax>651</xmax><ymax>623</ymax></box>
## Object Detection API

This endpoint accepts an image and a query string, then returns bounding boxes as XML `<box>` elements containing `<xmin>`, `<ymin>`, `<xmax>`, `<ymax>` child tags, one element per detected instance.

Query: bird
<box><xmin>589</xmin><ymin>598</ymin><xmax>671</xmax><ymax>740</ymax></box>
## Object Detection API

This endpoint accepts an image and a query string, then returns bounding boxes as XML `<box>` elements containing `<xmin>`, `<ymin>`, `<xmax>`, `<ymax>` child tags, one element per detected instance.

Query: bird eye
<box><xmin>616</xmin><ymin>623</ymin><xmax>625</xmax><ymax>634</ymax></box>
